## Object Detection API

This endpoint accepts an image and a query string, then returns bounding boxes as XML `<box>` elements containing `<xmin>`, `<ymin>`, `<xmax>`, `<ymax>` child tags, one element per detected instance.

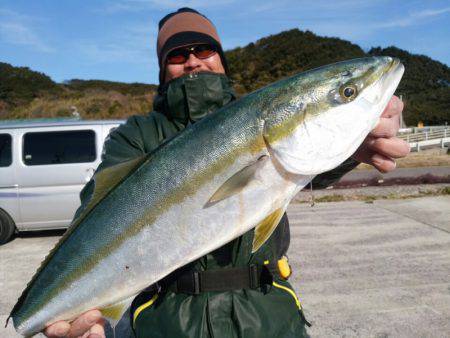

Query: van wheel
<box><xmin>0</xmin><ymin>209</ymin><xmax>15</xmax><ymax>245</ymax></box>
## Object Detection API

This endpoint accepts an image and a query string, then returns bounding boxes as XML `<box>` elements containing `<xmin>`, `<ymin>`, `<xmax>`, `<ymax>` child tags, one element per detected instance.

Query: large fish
<box><xmin>9</xmin><ymin>57</ymin><xmax>404</xmax><ymax>336</ymax></box>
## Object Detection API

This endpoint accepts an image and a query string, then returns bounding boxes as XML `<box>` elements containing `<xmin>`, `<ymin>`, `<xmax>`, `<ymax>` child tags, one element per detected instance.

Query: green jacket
<box><xmin>76</xmin><ymin>73</ymin><xmax>358</xmax><ymax>338</ymax></box>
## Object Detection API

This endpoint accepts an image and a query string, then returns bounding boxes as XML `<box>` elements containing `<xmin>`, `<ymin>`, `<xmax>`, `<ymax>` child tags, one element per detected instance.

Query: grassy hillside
<box><xmin>1</xmin><ymin>29</ymin><xmax>449</xmax><ymax>125</ymax></box>
<box><xmin>0</xmin><ymin>63</ymin><xmax>157</xmax><ymax>120</ymax></box>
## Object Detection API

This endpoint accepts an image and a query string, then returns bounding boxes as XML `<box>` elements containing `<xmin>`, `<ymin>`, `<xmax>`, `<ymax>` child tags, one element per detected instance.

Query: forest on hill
<box><xmin>1</xmin><ymin>28</ymin><xmax>449</xmax><ymax>125</ymax></box>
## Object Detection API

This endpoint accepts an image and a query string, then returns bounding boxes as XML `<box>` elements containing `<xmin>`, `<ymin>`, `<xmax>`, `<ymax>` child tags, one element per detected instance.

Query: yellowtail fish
<box><xmin>9</xmin><ymin>57</ymin><xmax>404</xmax><ymax>336</ymax></box>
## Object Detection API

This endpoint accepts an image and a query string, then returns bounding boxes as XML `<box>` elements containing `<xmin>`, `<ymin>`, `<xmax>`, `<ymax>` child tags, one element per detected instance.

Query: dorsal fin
<box><xmin>71</xmin><ymin>155</ymin><xmax>149</xmax><ymax>228</ymax></box>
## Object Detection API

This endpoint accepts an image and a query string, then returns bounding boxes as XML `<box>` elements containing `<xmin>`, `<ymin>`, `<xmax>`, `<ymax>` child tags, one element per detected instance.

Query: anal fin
<box><xmin>100</xmin><ymin>295</ymin><xmax>136</xmax><ymax>329</ymax></box>
<box><xmin>252</xmin><ymin>207</ymin><xmax>285</xmax><ymax>253</ymax></box>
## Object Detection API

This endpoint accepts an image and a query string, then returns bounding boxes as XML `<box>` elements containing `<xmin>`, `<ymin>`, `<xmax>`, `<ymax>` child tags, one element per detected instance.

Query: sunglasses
<box><xmin>166</xmin><ymin>44</ymin><xmax>218</xmax><ymax>64</ymax></box>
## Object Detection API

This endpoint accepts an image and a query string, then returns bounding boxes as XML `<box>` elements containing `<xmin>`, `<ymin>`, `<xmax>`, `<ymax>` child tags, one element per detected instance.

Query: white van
<box><xmin>0</xmin><ymin>119</ymin><xmax>124</xmax><ymax>244</ymax></box>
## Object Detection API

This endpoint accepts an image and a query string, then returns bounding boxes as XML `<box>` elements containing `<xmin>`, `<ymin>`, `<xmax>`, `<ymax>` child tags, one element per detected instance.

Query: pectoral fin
<box><xmin>252</xmin><ymin>207</ymin><xmax>285</xmax><ymax>253</ymax></box>
<box><xmin>206</xmin><ymin>156</ymin><xmax>268</xmax><ymax>207</ymax></box>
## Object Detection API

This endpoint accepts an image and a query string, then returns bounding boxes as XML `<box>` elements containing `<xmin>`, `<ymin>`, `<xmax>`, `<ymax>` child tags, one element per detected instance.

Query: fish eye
<box><xmin>344</xmin><ymin>87</ymin><xmax>355</xmax><ymax>97</ymax></box>
<box><xmin>339</xmin><ymin>84</ymin><xmax>358</xmax><ymax>102</ymax></box>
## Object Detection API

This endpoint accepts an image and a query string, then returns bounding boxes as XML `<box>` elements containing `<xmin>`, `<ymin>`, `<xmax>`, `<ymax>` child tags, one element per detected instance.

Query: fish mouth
<box><xmin>362</xmin><ymin>57</ymin><xmax>404</xmax><ymax>108</ymax></box>
<box><xmin>381</xmin><ymin>57</ymin><xmax>404</xmax><ymax>93</ymax></box>
<box><xmin>381</xmin><ymin>57</ymin><xmax>404</xmax><ymax>104</ymax></box>
<box><xmin>386</xmin><ymin>57</ymin><xmax>401</xmax><ymax>73</ymax></box>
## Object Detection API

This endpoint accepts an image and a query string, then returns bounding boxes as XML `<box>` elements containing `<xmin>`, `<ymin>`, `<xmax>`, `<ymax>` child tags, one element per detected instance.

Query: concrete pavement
<box><xmin>1</xmin><ymin>196</ymin><xmax>449</xmax><ymax>337</ymax></box>
<box><xmin>289</xmin><ymin>196</ymin><xmax>450</xmax><ymax>337</ymax></box>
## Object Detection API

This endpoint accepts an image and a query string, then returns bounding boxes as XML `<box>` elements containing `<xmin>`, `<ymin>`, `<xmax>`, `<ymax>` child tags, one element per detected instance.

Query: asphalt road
<box><xmin>337</xmin><ymin>166</ymin><xmax>450</xmax><ymax>187</ymax></box>
<box><xmin>1</xmin><ymin>196</ymin><xmax>449</xmax><ymax>337</ymax></box>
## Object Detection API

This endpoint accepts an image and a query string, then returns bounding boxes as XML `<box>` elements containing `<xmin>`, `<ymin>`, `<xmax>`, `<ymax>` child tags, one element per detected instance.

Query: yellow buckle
<box><xmin>277</xmin><ymin>256</ymin><xmax>292</xmax><ymax>279</ymax></box>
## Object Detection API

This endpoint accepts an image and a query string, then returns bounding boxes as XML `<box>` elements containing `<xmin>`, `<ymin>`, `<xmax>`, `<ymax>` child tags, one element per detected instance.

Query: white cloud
<box><xmin>415</xmin><ymin>7</ymin><xmax>450</xmax><ymax>18</ymax></box>
<box><xmin>0</xmin><ymin>8</ymin><xmax>54</xmax><ymax>52</ymax></box>
<box><xmin>265</xmin><ymin>4</ymin><xmax>450</xmax><ymax>43</ymax></box>
<box><xmin>77</xmin><ymin>41</ymin><xmax>149</xmax><ymax>63</ymax></box>
<box><xmin>374</xmin><ymin>6</ymin><xmax>450</xmax><ymax>29</ymax></box>
<box><xmin>74</xmin><ymin>22</ymin><xmax>157</xmax><ymax>64</ymax></box>
<box><xmin>101</xmin><ymin>0</ymin><xmax>236</xmax><ymax>13</ymax></box>
<box><xmin>252</xmin><ymin>3</ymin><xmax>279</xmax><ymax>13</ymax></box>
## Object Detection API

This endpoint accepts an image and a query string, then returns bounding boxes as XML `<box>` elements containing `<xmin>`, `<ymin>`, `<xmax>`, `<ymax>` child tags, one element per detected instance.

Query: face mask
<box><xmin>156</xmin><ymin>72</ymin><xmax>236</xmax><ymax>124</ymax></box>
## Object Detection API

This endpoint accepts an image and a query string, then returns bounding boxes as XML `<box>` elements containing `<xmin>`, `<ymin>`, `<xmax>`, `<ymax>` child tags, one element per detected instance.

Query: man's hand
<box><xmin>43</xmin><ymin>310</ymin><xmax>105</xmax><ymax>338</ymax></box>
<box><xmin>352</xmin><ymin>95</ymin><xmax>410</xmax><ymax>172</ymax></box>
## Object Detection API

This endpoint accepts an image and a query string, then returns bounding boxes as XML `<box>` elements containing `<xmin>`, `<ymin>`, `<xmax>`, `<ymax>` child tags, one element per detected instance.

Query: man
<box><xmin>44</xmin><ymin>8</ymin><xmax>409</xmax><ymax>338</ymax></box>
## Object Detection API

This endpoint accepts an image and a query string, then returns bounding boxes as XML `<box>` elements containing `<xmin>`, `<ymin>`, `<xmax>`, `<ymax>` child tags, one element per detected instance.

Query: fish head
<box><xmin>262</xmin><ymin>56</ymin><xmax>404</xmax><ymax>175</ymax></box>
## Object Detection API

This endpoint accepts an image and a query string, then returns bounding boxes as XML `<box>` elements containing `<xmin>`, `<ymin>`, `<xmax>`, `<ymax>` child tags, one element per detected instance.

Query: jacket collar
<box><xmin>153</xmin><ymin>72</ymin><xmax>236</xmax><ymax>126</ymax></box>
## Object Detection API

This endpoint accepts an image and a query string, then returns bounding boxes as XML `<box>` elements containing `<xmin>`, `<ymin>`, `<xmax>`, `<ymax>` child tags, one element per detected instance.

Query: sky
<box><xmin>0</xmin><ymin>0</ymin><xmax>449</xmax><ymax>85</ymax></box>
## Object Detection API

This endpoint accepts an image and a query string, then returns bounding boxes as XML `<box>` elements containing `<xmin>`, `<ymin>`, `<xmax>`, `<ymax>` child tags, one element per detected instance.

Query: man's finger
<box><xmin>381</xmin><ymin>95</ymin><xmax>403</xmax><ymax>118</ymax></box>
<box><xmin>371</xmin><ymin>153</ymin><xmax>397</xmax><ymax>173</ymax></box>
<box><xmin>44</xmin><ymin>321</ymin><xmax>70</xmax><ymax>337</ymax></box>
<box><xmin>66</xmin><ymin>310</ymin><xmax>102</xmax><ymax>338</ymax></box>
<box><xmin>368</xmin><ymin>137</ymin><xmax>410</xmax><ymax>159</ymax></box>
<box><xmin>369</xmin><ymin>116</ymin><xmax>400</xmax><ymax>138</ymax></box>
<box><xmin>352</xmin><ymin>146</ymin><xmax>399</xmax><ymax>173</ymax></box>
<box><xmin>353</xmin><ymin>147</ymin><xmax>397</xmax><ymax>173</ymax></box>
<box><xmin>87</xmin><ymin>323</ymin><xmax>106</xmax><ymax>338</ymax></box>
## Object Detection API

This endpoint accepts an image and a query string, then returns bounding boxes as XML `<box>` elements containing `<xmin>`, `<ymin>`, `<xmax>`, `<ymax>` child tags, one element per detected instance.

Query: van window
<box><xmin>23</xmin><ymin>130</ymin><xmax>96</xmax><ymax>166</ymax></box>
<box><xmin>0</xmin><ymin>133</ymin><xmax>12</xmax><ymax>167</ymax></box>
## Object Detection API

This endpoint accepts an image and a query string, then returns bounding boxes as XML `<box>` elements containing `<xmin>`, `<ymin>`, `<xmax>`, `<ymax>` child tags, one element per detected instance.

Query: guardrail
<box><xmin>399</xmin><ymin>126</ymin><xmax>448</xmax><ymax>134</ymax></box>
<box><xmin>398</xmin><ymin>127</ymin><xmax>450</xmax><ymax>151</ymax></box>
